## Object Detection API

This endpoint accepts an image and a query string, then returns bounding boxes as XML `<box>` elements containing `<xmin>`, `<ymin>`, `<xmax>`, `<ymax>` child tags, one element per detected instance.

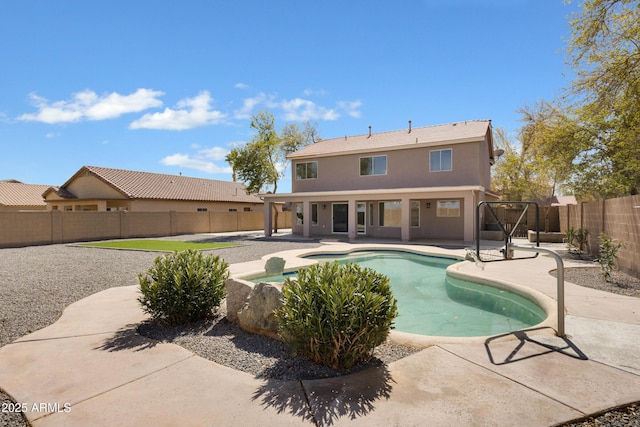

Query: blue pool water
<box><xmin>253</xmin><ymin>250</ymin><xmax>546</xmax><ymax>337</ymax></box>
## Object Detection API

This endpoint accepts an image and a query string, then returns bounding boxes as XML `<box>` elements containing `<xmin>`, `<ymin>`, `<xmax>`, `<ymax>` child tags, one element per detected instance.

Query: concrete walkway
<box><xmin>1</xmin><ymin>243</ymin><xmax>640</xmax><ymax>426</ymax></box>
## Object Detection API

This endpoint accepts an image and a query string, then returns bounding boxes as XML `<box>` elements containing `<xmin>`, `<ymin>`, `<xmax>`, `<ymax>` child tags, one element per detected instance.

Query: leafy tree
<box><xmin>226</xmin><ymin>111</ymin><xmax>319</xmax><ymax>231</ymax></box>
<box><xmin>567</xmin><ymin>0</ymin><xmax>640</xmax><ymax>197</ymax></box>
<box><xmin>491</xmin><ymin>126</ymin><xmax>556</xmax><ymax>202</ymax></box>
<box><xmin>516</xmin><ymin>0</ymin><xmax>640</xmax><ymax>198</ymax></box>
<box><xmin>227</xmin><ymin>111</ymin><xmax>281</xmax><ymax>195</ymax></box>
<box><xmin>491</xmin><ymin>121</ymin><xmax>573</xmax><ymax>231</ymax></box>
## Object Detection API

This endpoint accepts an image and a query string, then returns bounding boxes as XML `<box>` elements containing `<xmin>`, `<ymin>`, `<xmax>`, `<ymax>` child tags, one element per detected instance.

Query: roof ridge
<box><xmin>84</xmin><ymin>165</ymin><xmax>242</xmax><ymax>185</ymax></box>
<box><xmin>325</xmin><ymin>119</ymin><xmax>491</xmax><ymax>141</ymax></box>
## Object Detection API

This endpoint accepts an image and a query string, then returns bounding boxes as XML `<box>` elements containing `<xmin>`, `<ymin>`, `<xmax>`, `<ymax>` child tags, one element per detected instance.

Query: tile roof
<box><xmin>62</xmin><ymin>166</ymin><xmax>264</xmax><ymax>204</ymax></box>
<box><xmin>0</xmin><ymin>180</ymin><xmax>50</xmax><ymax>208</ymax></box>
<box><xmin>288</xmin><ymin>120</ymin><xmax>492</xmax><ymax>159</ymax></box>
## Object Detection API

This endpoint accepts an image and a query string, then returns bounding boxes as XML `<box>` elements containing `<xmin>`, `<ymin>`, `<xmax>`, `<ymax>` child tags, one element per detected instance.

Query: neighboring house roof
<box><xmin>288</xmin><ymin>120</ymin><xmax>492</xmax><ymax>159</ymax></box>
<box><xmin>44</xmin><ymin>186</ymin><xmax>77</xmax><ymax>199</ymax></box>
<box><xmin>47</xmin><ymin>166</ymin><xmax>264</xmax><ymax>204</ymax></box>
<box><xmin>0</xmin><ymin>180</ymin><xmax>50</xmax><ymax>209</ymax></box>
<box><xmin>539</xmin><ymin>195</ymin><xmax>578</xmax><ymax>207</ymax></box>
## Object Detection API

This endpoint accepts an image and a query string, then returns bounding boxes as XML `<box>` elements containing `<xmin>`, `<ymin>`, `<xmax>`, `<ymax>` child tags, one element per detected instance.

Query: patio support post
<box><xmin>302</xmin><ymin>200</ymin><xmax>311</xmax><ymax>238</ymax></box>
<box><xmin>401</xmin><ymin>197</ymin><xmax>411</xmax><ymax>241</ymax></box>
<box><xmin>463</xmin><ymin>192</ymin><xmax>474</xmax><ymax>242</ymax></box>
<box><xmin>348</xmin><ymin>198</ymin><xmax>357</xmax><ymax>241</ymax></box>
<box><xmin>263</xmin><ymin>199</ymin><xmax>272</xmax><ymax>237</ymax></box>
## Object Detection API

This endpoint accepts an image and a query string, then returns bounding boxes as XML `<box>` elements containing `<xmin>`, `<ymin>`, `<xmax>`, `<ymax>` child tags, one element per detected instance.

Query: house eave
<box><xmin>263</xmin><ymin>186</ymin><xmax>486</xmax><ymax>202</ymax></box>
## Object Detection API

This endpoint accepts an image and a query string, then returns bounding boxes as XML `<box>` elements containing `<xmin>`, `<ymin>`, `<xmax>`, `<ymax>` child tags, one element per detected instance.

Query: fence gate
<box><xmin>504</xmin><ymin>207</ymin><xmax>528</xmax><ymax>238</ymax></box>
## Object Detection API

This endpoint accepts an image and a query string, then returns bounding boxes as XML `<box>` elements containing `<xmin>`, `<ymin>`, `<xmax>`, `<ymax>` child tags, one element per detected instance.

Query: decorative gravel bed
<box><xmin>1</xmin><ymin>237</ymin><xmax>640</xmax><ymax>426</ymax></box>
<box><xmin>138</xmin><ymin>304</ymin><xmax>419</xmax><ymax>382</ymax></box>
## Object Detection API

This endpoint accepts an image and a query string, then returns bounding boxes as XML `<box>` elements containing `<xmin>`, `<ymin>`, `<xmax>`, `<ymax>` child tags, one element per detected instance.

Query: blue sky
<box><xmin>1</xmin><ymin>0</ymin><xmax>579</xmax><ymax>193</ymax></box>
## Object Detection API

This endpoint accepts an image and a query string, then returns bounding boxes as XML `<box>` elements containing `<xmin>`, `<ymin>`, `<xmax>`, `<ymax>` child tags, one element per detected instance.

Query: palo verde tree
<box><xmin>225</xmin><ymin>111</ymin><xmax>319</xmax><ymax>232</ymax></box>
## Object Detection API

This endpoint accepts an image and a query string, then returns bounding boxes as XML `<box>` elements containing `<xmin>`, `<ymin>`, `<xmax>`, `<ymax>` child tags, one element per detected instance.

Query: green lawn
<box><xmin>79</xmin><ymin>239</ymin><xmax>240</xmax><ymax>251</ymax></box>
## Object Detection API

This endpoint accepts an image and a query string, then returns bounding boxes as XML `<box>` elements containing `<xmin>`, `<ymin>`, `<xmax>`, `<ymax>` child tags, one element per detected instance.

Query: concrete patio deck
<box><xmin>1</xmin><ymin>241</ymin><xmax>639</xmax><ymax>426</ymax></box>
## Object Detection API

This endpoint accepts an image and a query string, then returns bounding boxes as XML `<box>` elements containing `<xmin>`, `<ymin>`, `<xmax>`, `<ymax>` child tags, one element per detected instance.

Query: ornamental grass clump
<box><xmin>138</xmin><ymin>249</ymin><xmax>229</xmax><ymax>325</ymax></box>
<box><xmin>276</xmin><ymin>261</ymin><xmax>398</xmax><ymax>369</ymax></box>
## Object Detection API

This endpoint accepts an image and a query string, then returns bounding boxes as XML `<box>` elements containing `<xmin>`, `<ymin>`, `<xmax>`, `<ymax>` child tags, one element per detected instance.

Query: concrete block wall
<box><xmin>560</xmin><ymin>195</ymin><xmax>640</xmax><ymax>279</ymax></box>
<box><xmin>0</xmin><ymin>211</ymin><xmax>292</xmax><ymax>248</ymax></box>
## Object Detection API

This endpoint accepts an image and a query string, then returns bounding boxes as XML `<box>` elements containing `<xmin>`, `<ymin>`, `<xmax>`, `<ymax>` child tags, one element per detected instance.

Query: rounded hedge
<box><xmin>138</xmin><ymin>249</ymin><xmax>229</xmax><ymax>325</ymax></box>
<box><xmin>276</xmin><ymin>261</ymin><xmax>398</xmax><ymax>369</ymax></box>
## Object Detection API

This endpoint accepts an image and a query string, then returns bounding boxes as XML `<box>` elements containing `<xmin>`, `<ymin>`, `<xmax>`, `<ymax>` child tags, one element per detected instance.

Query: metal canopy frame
<box><xmin>476</xmin><ymin>201</ymin><xmax>540</xmax><ymax>262</ymax></box>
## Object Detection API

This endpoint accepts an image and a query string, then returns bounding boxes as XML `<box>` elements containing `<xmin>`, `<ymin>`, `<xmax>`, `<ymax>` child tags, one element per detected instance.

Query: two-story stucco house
<box><xmin>263</xmin><ymin>120</ymin><xmax>499</xmax><ymax>242</ymax></box>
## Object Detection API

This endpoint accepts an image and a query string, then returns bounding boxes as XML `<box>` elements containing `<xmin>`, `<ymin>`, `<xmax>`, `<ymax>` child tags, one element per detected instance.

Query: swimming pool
<box><xmin>253</xmin><ymin>250</ymin><xmax>547</xmax><ymax>337</ymax></box>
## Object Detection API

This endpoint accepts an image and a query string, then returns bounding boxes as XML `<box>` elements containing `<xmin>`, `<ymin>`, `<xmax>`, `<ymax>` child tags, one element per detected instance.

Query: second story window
<box><xmin>360</xmin><ymin>155</ymin><xmax>387</xmax><ymax>176</ymax></box>
<box><xmin>430</xmin><ymin>149</ymin><xmax>452</xmax><ymax>172</ymax></box>
<box><xmin>295</xmin><ymin>162</ymin><xmax>318</xmax><ymax>180</ymax></box>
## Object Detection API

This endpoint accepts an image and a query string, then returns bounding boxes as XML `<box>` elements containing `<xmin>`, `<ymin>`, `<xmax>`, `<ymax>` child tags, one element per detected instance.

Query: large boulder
<box><xmin>237</xmin><ymin>282</ymin><xmax>284</xmax><ymax>340</ymax></box>
<box><xmin>224</xmin><ymin>278</ymin><xmax>254</xmax><ymax>323</ymax></box>
<box><xmin>264</xmin><ymin>257</ymin><xmax>285</xmax><ymax>274</ymax></box>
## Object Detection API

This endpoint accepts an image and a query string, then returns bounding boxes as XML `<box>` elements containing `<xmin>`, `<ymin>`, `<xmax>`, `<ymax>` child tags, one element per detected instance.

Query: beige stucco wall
<box><xmin>290</xmin><ymin>196</ymin><xmax>466</xmax><ymax>240</ymax></box>
<box><xmin>47</xmin><ymin>199</ymin><xmax>263</xmax><ymax>213</ymax></box>
<box><xmin>67</xmin><ymin>174</ymin><xmax>125</xmax><ymax>199</ymax></box>
<box><xmin>292</xmin><ymin>140</ymin><xmax>491</xmax><ymax>193</ymax></box>
<box><xmin>128</xmin><ymin>200</ymin><xmax>263</xmax><ymax>212</ymax></box>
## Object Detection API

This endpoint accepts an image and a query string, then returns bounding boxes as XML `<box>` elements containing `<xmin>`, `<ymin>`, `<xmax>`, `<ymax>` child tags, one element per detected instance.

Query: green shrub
<box><xmin>564</xmin><ymin>227</ymin><xmax>590</xmax><ymax>256</ymax></box>
<box><xmin>564</xmin><ymin>227</ymin><xmax>577</xmax><ymax>252</ymax></box>
<box><xmin>598</xmin><ymin>233</ymin><xmax>626</xmax><ymax>280</ymax></box>
<box><xmin>275</xmin><ymin>261</ymin><xmax>398</xmax><ymax>369</ymax></box>
<box><xmin>138</xmin><ymin>249</ymin><xmax>229</xmax><ymax>325</ymax></box>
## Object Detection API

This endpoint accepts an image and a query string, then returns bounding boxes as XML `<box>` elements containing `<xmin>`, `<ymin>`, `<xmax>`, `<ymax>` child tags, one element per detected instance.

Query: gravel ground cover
<box><xmin>1</xmin><ymin>236</ymin><xmax>639</xmax><ymax>426</ymax></box>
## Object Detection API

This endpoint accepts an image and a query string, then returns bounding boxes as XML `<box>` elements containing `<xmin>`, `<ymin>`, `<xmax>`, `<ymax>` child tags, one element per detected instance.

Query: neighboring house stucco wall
<box><xmin>66</xmin><ymin>173</ymin><xmax>125</xmax><ymax>199</ymax></box>
<box><xmin>46</xmin><ymin>199</ymin><xmax>263</xmax><ymax>212</ymax></box>
<box><xmin>129</xmin><ymin>200</ymin><xmax>263</xmax><ymax>212</ymax></box>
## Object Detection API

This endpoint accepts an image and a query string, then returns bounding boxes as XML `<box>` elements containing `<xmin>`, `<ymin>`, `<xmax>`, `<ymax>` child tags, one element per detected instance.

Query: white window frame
<box><xmin>429</xmin><ymin>148</ymin><xmax>452</xmax><ymax>172</ymax></box>
<box><xmin>360</xmin><ymin>155</ymin><xmax>387</xmax><ymax>176</ymax></box>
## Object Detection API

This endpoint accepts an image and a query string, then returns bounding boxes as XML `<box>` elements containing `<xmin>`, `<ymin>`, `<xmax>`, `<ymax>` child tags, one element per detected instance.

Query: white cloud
<box><xmin>280</xmin><ymin>98</ymin><xmax>339</xmax><ymax>121</ymax></box>
<box><xmin>130</xmin><ymin>91</ymin><xmax>227</xmax><ymax>130</ymax></box>
<box><xmin>160</xmin><ymin>144</ymin><xmax>232</xmax><ymax>174</ymax></box>
<box><xmin>337</xmin><ymin>100</ymin><xmax>363</xmax><ymax>118</ymax></box>
<box><xmin>197</xmin><ymin>146</ymin><xmax>229</xmax><ymax>161</ymax></box>
<box><xmin>234</xmin><ymin>82</ymin><xmax>250</xmax><ymax>90</ymax></box>
<box><xmin>86</xmin><ymin>89</ymin><xmax>164</xmax><ymax>120</ymax></box>
<box><xmin>233</xmin><ymin>92</ymin><xmax>277</xmax><ymax>120</ymax></box>
<box><xmin>234</xmin><ymin>93</ymin><xmax>360</xmax><ymax>122</ymax></box>
<box><xmin>303</xmin><ymin>88</ymin><xmax>327</xmax><ymax>97</ymax></box>
<box><xmin>160</xmin><ymin>153</ymin><xmax>233</xmax><ymax>174</ymax></box>
<box><xmin>18</xmin><ymin>89</ymin><xmax>164</xmax><ymax>124</ymax></box>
